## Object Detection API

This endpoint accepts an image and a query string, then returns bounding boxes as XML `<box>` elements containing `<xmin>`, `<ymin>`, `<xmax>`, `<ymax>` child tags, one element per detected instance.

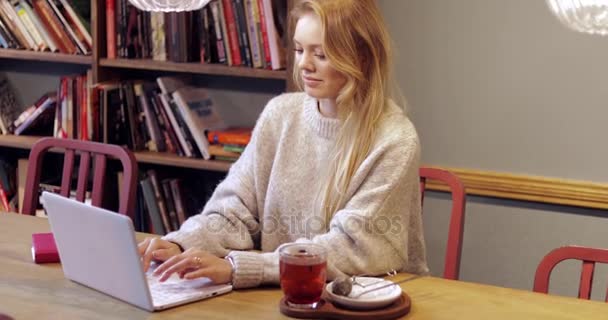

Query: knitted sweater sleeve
<box><xmin>226</xmin><ymin>130</ymin><xmax>426</xmax><ymax>289</ymax></box>
<box><xmin>161</xmin><ymin>98</ymin><xmax>277</xmax><ymax>257</ymax></box>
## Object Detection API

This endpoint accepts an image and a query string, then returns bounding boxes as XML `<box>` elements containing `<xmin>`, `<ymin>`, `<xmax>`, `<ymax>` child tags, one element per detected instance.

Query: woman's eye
<box><xmin>315</xmin><ymin>54</ymin><xmax>326</xmax><ymax>59</ymax></box>
<box><xmin>294</xmin><ymin>49</ymin><xmax>303</xmax><ymax>54</ymax></box>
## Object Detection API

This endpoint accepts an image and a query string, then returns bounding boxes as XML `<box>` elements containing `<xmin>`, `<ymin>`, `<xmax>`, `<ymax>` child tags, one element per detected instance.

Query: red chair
<box><xmin>533</xmin><ymin>245</ymin><xmax>608</xmax><ymax>301</ymax></box>
<box><xmin>419</xmin><ymin>167</ymin><xmax>466</xmax><ymax>280</ymax></box>
<box><xmin>21</xmin><ymin>137</ymin><xmax>138</xmax><ymax>219</ymax></box>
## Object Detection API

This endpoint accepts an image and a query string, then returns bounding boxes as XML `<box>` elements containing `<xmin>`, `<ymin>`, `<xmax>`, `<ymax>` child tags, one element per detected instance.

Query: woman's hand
<box><xmin>138</xmin><ymin>237</ymin><xmax>183</xmax><ymax>272</ymax></box>
<box><xmin>152</xmin><ymin>248</ymin><xmax>233</xmax><ymax>284</ymax></box>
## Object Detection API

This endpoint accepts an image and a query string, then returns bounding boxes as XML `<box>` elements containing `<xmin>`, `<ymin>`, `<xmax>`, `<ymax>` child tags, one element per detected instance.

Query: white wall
<box><xmin>379</xmin><ymin>0</ymin><xmax>608</xmax><ymax>300</ymax></box>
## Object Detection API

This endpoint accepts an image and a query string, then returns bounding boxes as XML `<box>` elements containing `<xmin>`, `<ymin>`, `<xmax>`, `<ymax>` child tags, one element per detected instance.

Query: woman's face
<box><xmin>293</xmin><ymin>14</ymin><xmax>347</xmax><ymax>101</ymax></box>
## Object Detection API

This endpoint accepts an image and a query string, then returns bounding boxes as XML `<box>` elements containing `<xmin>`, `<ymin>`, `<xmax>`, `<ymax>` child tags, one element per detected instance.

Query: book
<box><xmin>20</xmin><ymin>0</ymin><xmax>59</xmax><ymax>52</ymax></box>
<box><xmin>14</xmin><ymin>94</ymin><xmax>57</xmax><ymax>136</ymax></box>
<box><xmin>0</xmin><ymin>1</ymin><xmax>32</xmax><ymax>49</ymax></box>
<box><xmin>1</xmin><ymin>1</ymin><xmax>37</xmax><ymax>50</ymax></box>
<box><xmin>47</xmin><ymin>0</ymin><xmax>89</xmax><ymax>54</ymax></box>
<box><xmin>140</xmin><ymin>177</ymin><xmax>166</xmax><ymax>235</ymax></box>
<box><xmin>262</xmin><ymin>0</ymin><xmax>285</xmax><ymax>70</ymax></box>
<box><xmin>134</xmin><ymin>82</ymin><xmax>165</xmax><ymax>152</ymax></box>
<box><xmin>233</xmin><ymin>0</ymin><xmax>252</xmax><ymax>67</ymax></box>
<box><xmin>0</xmin><ymin>74</ymin><xmax>23</xmax><ymax>134</ymax></box>
<box><xmin>161</xmin><ymin>179</ymin><xmax>179</xmax><ymax>231</ymax></box>
<box><xmin>32</xmin><ymin>0</ymin><xmax>77</xmax><ymax>54</ymax></box>
<box><xmin>14</xmin><ymin>1</ymin><xmax>48</xmax><ymax>51</ymax></box>
<box><xmin>105</xmin><ymin>0</ymin><xmax>116</xmax><ymax>58</ymax></box>
<box><xmin>208</xmin><ymin>144</ymin><xmax>241</xmax><ymax>159</ymax></box>
<box><xmin>146</xmin><ymin>170</ymin><xmax>172</xmax><ymax>233</ymax></box>
<box><xmin>31</xmin><ymin>232</ymin><xmax>60</xmax><ymax>263</ymax></box>
<box><xmin>169</xmin><ymin>179</ymin><xmax>187</xmax><ymax>226</ymax></box>
<box><xmin>207</xmin><ymin>127</ymin><xmax>252</xmax><ymax>145</ymax></box>
<box><xmin>244</xmin><ymin>0</ymin><xmax>262</xmax><ymax>68</ymax></box>
<box><xmin>58</xmin><ymin>0</ymin><xmax>92</xmax><ymax>48</ymax></box>
<box><xmin>150</xmin><ymin>11</ymin><xmax>165</xmax><ymax>61</ymax></box>
<box><xmin>172</xmin><ymin>87</ymin><xmax>228</xmax><ymax>160</ymax></box>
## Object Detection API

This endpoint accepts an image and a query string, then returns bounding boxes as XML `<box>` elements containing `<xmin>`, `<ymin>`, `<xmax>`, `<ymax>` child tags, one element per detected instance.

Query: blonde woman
<box><xmin>139</xmin><ymin>0</ymin><xmax>428</xmax><ymax>288</ymax></box>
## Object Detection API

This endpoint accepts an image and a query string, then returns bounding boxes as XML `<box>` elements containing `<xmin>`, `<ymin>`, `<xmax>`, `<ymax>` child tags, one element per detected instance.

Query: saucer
<box><xmin>325</xmin><ymin>277</ymin><xmax>402</xmax><ymax>310</ymax></box>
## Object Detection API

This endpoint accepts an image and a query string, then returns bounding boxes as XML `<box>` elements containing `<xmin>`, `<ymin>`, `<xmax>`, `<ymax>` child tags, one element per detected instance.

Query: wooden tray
<box><xmin>279</xmin><ymin>293</ymin><xmax>411</xmax><ymax>319</ymax></box>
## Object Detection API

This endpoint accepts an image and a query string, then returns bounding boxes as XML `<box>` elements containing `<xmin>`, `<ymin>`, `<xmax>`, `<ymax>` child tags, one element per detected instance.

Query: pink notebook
<box><xmin>31</xmin><ymin>232</ymin><xmax>60</xmax><ymax>263</ymax></box>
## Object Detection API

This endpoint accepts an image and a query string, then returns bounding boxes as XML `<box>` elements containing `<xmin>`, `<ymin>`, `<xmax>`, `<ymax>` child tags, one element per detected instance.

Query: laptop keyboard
<box><xmin>146</xmin><ymin>270</ymin><xmax>216</xmax><ymax>306</ymax></box>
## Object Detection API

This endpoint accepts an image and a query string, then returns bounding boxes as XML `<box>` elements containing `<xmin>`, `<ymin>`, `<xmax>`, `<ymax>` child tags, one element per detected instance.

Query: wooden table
<box><xmin>1</xmin><ymin>213</ymin><xmax>607</xmax><ymax>319</ymax></box>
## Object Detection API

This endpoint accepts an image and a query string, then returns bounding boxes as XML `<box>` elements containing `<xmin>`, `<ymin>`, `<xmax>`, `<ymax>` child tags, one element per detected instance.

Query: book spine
<box><xmin>254</xmin><ymin>0</ymin><xmax>270</xmax><ymax>68</ymax></box>
<box><xmin>58</xmin><ymin>0</ymin><xmax>92</xmax><ymax>47</ymax></box>
<box><xmin>159</xmin><ymin>93</ymin><xmax>193</xmax><ymax>158</ymax></box>
<box><xmin>232</xmin><ymin>0</ymin><xmax>252</xmax><ymax>67</ymax></box>
<box><xmin>207</xmin><ymin>130</ymin><xmax>251</xmax><ymax>145</ymax></box>
<box><xmin>153</xmin><ymin>94</ymin><xmax>182</xmax><ymax>155</ymax></box>
<box><xmin>140</xmin><ymin>177</ymin><xmax>166</xmax><ymax>235</ymax></box>
<box><xmin>0</xmin><ymin>2</ymin><xmax>32</xmax><ymax>50</ymax></box>
<box><xmin>15</xmin><ymin>4</ymin><xmax>47</xmax><ymax>51</ymax></box>
<box><xmin>150</xmin><ymin>11</ymin><xmax>166</xmax><ymax>61</ymax></box>
<box><xmin>209</xmin><ymin>1</ymin><xmax>226</xmax><ymax>64</ymax></box>
<box><xmin>105</xmin><ymin>0</ymin><xmax>115</xmax><ymax>58</ymax></box>
<box><xmin>217</xmin><ymin>0</ymin><xmax>232</xmax><ymax>66</ymax></box>
<box><xmin>0</xmin><ymin>181</ymin><xmax>9</xmax><ymax>211</ymax></box>
<box><xmin>146</xmin><ymin>170</ymin><xmax>172</xmax><ymax>233</ymax></box>
<box><xmin>14</xmin><ymin>97</ymin><xmax>55</xmax><ymax>135</ymax></box>
<box><xmin>21</xmin><ymin>0</ymin><xmax>58</xmax><ymax>52</ymax></box>
<box><xmin>134</xmin><ymin>84</ymin><xmax>162</xmax><ymax>152</ymax></box>
<box><xmin>172</xmin><ymin>91</ymin><xmax>211</xmax><ymax>160</ymax></box>
<box><xmin>32</xmin><ymin>0</ymin><xmax>76</xmax><ymax>53</ymax></box>
<box><xmin>161</xmin><ymin>179</ymin><xmax>179</xmax><ymax>231</ymax></box>
<box><xmin>221</xmin><ymin>0</ymin><xmax>241</xmax><ymax>66</ymax></box>
<box><xmin>3</xmin><ymin>1</ymin><xmax>37</xmax><ymax>50</ymax></box>
<box><xmin>47</xmin><ymin>0</ymin><xmax>88</xmax><ymax>54</ymax></box>
<box><xmin>262</xmin><ymin>0</ymin><xmax>283</xmax><ymax>70</ymax></box>
<box><xmin>244</xmin><ymin>0</ymin><xmax>262</xmax><ymax>68</ymax></box>
<box><xmin>169</xmin><ymin>179</ymin><xmax>187</xmax><ymax>226</ymax></box>
<box><xmin>0</xmin><ymin>17</ymin><xmax>19</xmax><ymax>49</ymax></box>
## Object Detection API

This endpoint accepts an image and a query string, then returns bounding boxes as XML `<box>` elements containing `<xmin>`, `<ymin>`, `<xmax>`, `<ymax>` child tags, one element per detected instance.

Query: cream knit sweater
<box><xmin>164</xmin><ymin>92</ymin><xmax>428</xmax><ymax>289</ymax></box>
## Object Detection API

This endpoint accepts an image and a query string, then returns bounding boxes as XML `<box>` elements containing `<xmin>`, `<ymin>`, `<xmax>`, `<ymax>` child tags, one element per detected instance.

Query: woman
<box><xmin>139</xmin><ymin>0</ymin><xmax>428</xmax><ymax>289</ymax></box>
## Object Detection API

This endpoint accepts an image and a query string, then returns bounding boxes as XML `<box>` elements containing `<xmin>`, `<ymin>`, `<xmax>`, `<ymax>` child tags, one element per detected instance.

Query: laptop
<box><xmin>41</xmin><ymin>191</ymin><xmax>233</xmax><ymax>311</ymax></box>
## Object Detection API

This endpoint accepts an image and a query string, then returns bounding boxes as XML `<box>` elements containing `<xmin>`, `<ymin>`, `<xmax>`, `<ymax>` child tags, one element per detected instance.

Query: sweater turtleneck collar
<box><xmin>302</xmin><ymin>94</ymin><xmax>341</xmax><ymax>140</ymax></box>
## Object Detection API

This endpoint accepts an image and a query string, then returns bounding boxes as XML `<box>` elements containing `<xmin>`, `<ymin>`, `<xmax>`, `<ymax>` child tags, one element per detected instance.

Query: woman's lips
<box><xmin>303</xmin><ymin>77</ymin><xmax>321</xmax><ymax>87</ymax></box>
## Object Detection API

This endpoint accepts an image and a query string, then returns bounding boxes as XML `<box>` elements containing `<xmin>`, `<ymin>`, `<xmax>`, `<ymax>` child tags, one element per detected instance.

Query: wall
<box><xmin>379</xmin><ymin>0</ymin><xmax>608</xmax><ymax>300</ymax></box>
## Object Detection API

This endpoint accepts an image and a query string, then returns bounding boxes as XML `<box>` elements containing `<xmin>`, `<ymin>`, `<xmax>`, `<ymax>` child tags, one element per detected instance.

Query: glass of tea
<box><xmin>279</xmin><ymin>243</ymin><xmax>327</xmax><ymax>309</ymax></box>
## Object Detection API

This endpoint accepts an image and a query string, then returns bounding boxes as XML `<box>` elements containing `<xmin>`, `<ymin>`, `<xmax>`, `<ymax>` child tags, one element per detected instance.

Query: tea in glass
<box><xmin>279</xmin><ymin>243</ymin><xmax>327</xmax><ymax>308</ymax></box>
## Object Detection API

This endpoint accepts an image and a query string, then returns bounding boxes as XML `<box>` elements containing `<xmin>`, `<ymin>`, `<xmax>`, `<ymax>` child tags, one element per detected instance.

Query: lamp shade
<box><xmin>127</xmin><ymin>0</ymin><xmax>211</xmax><ymax>12</ymax></box>
<box><xmin>546</xmin><ymin>0</ymin><xmax>608</xmax><ymax>35</ymax></box>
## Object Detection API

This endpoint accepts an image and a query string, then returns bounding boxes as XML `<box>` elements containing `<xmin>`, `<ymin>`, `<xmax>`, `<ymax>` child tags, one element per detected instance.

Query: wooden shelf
<box><xmin>0</xmin><ymin>135</ymin><xmax>232</xmax><ymax>172</ymax></box>
<box><xmin>99</xmin><ymin>58</ymin><xmax>287</xmax><ymax>80</ymax></box>
<box><xmin>135</xmin><ymin>151</ymin><xmax>231</xmax><ymax>172</ymax></box>
<box><xmin>0</xmin><ymin>49</ymin><xmax>92</xmax><ymax>65</ymax></box>
<box><xmin>0</xmin><ymin>135</ymin><xmax>38</xmax><ymax>149</ymax></box>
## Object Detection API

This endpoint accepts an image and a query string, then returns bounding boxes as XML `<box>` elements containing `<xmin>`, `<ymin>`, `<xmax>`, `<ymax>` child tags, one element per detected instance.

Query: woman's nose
<box><xmin>298</xmin><ymin>52</ymin><xmax>315</xmax><ymax>71</ymax></box>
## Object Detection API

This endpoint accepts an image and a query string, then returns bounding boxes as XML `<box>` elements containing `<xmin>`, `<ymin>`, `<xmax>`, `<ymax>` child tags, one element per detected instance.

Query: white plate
<box><xmin>325</xmin><ymin>277</ymin><xmax>402</xmax><ymax>310</ymax></box>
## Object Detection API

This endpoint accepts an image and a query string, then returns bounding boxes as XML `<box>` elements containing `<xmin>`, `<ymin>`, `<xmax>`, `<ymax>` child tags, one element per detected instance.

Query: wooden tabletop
<box><xmin>1</xmin><ymin>212</ymin><xmax>607</xmax><ymax>319</ymax></box>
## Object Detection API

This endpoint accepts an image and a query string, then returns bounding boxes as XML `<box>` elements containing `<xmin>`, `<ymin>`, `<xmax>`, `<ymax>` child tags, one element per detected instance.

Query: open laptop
<box><xmin>41</xmin><ymin>191</ymin><xmax>233</xmax><ymax>311</ymax></box>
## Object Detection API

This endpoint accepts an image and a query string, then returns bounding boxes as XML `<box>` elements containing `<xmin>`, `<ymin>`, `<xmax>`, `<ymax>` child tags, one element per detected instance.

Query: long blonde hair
<box><xmin>291</xmin><ymin>0</ymin><xmax>395</xmax><ymax>223</ymax></box>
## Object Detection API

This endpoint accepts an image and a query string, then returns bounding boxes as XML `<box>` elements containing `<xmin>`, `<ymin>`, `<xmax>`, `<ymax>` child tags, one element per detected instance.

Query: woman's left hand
<box><xmin>152</xmin><ymin>248</ymin><xmax>233</xmax><ymax>284</ymax></box>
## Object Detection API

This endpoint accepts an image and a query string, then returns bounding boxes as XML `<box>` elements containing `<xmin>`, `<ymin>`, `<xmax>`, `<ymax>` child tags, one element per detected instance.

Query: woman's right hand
<box><xmin>138</xmin><ymin>237</ymin><xmax>183</xmax><ymax>272</ymax></box>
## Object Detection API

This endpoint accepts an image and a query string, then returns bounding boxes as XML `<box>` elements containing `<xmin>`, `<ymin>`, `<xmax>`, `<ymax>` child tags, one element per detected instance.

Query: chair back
<box><xmin>21</xmin><ymin>138</ymin><xmax>138</xmax><ymax>219</ymax></box>
<box><xmin>419</xmin><ymin>167</ymin><xmax>466</xmax><ymax>280</ymax></box>
<box><xmin>533</xmin><ymin>245</ymin><xmax>608</xmax><ymax>301</ymax></box>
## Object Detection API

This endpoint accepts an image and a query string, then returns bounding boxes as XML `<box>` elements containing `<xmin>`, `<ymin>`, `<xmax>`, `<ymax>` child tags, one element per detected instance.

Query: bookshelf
<box><xmin>0</xmin><ymin>0</ymin><xmax>295</xmax><ymax>170</ymax></box>
<box><xmin>99</xmin><ymin>58</ymin><xmax>288</xmax><ymax>79</ymax></box>
<box><xmin>0</xmin><ymin>135</ymin><xmax>233</xmax><ymax>172</ymax></box>
<box><xmin>0</xmin><ymin>49</ymin><xmax>92</xmax><ymax>65</ymax></box>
